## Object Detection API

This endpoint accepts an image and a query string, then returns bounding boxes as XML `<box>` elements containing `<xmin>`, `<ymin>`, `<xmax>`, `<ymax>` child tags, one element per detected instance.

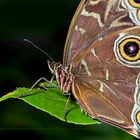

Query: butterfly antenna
<box><xmin>24</xmin><ymin>39</ymin><xmax>54</xmax><ymax>62</ymax></box>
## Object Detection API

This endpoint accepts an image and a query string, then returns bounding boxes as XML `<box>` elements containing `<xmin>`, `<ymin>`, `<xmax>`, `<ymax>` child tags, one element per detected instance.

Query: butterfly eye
<box><xmin>119</xmin><ymin>38</ymin><xmax>140</xmax><ymax>61</ymax></box>
<box><xmin>114</xmin><ymin>35</ymin><xmax>140</xmax><ymax>67</ymax></box>
<box><xmin>128</xmin><ymin>0</ymin><xmax>140</xmax><ymax>7</ymax></box>
<box><xmin>136</xmin><ymin>111</ymin><xmax>140</xmax><ymax>125</ymax></box>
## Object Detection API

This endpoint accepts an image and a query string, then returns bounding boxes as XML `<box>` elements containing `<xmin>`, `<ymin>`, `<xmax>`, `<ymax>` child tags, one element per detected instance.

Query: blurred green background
<box><xmin>0</xmin><ymin>0</ymin><xmax>137</xmax><ymax>140</ymax></box>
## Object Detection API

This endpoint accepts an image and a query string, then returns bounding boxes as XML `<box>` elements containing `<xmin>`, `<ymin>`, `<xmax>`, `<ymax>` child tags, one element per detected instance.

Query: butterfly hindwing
<box><xmin>71</xmin><ymin>26</ymin><xmax>140</xmax><ymax>138</ymax></box>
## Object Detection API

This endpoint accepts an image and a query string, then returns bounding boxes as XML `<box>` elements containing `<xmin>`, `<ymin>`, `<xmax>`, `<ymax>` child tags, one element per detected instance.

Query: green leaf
<box><xmin>0</xmin><ymin>87</ymin><xmax>100</xmax><ymax>125</ymax></box>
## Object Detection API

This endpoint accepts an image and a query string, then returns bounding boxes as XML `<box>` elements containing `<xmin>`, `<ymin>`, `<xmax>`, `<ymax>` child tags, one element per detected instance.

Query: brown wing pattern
<box><xmin>62</xmin><ymin>0</ymin><xmax>140</xmax><ymax>138</ymax></box>
<box><xmin>63</xmin><ymin>0</ymin><xmax>134</xmax><ymax>66</ymax></box>
<box><xmin>71</xmin><ymin>26</ymin><xmax>140</xmax><ymax>138</ymax></box>
<box><xmin>72</xmin><ymin>79</ymin><xmax>138</xmax><ymax>137</ymax></box>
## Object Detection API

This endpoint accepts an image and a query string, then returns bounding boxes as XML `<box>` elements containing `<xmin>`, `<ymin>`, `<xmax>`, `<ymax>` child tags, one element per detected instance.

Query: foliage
<box><xmin>0</xmin><ymin>86</ymin><xmax>100</xmax><ymax>125</ymax></box>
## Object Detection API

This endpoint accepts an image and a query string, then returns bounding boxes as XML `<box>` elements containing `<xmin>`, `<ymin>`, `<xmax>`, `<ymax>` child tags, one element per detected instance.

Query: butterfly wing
<box><xmin>63</xmin><ymin>0</ymin><xmax>136</xmax><ymax>66</ymax></box>
<box><xmin>62</xmin><ymin>0</ymin><xmax>140</xmax><ymax>138</ymax></box>
<box><xmin>72</xmin><ymin>79</ymin><xmax>139</xmax><ymax>137</ymax></box>
<box><xmin>71</xmin><ymin>26</ymin><xmax>140</xmax><ymax>138</ymax></box>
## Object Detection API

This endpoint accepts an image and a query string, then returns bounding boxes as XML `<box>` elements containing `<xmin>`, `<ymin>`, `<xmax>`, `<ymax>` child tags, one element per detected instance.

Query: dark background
<box><xmin>0</xmin><ymin>0</ymin><xmax>137</xmax><ymax>139</ymax></box>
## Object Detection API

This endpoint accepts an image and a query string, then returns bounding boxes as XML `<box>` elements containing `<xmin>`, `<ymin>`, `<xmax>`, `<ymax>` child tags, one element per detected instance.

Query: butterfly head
<box><xmin>47</xmin><ymin>60</ymin><xmax>72</xmax><ymax>93</ymax></box>
<box><xmin>47</xmin><ymin>60</ymin><xmax>59</xmax><ymax>75</ymax></box>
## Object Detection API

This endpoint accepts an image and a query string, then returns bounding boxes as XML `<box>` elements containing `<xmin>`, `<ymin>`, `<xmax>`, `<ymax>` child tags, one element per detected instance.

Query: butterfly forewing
<box><xmin>63</xmin><ymin>0</ymin><xmax>134</xmax><ymax>66</ymax></box>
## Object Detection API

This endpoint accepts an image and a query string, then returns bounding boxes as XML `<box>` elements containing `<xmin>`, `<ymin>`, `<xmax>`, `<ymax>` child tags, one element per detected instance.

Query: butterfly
<box><xmin>47</xmin><ymin>0</ymin><xmax>140</xmax><ymax>138</ymax></box>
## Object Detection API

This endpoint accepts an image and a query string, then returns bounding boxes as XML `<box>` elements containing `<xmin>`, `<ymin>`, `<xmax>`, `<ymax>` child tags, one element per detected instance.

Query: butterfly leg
<box><xmin>16</xmin><ymin>77</ymin><xmax>58</xmax><ymax>99</ymax></box>
<box><xmin>29</xmin><ymin>77</ymin><xmax>58</xmax><ymax>91</ymax></box>
<box><xmin>39</xmin><ymin>76</ymin><xmax>55</xmax><ymax>90</ymax></box>
<box><xmin>64</xmin><ymin>92</ymin><xmax>71</xmax><ymax>121</ymax></box>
